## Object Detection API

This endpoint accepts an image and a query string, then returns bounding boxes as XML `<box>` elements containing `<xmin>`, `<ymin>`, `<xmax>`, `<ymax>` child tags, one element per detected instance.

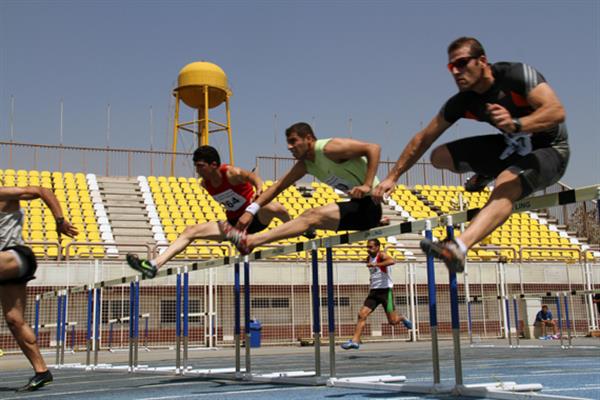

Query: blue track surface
<box><xmin>1</xmin><ymin>341</ymin><xmax>599</xmax><ymax>399</ymax></box>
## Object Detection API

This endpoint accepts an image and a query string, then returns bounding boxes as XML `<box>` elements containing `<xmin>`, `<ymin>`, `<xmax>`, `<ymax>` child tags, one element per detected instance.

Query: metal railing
<box><xmin>0</xmin><ymin>140</ymin><xmax>194</xmax><ymax>178</ymax></box>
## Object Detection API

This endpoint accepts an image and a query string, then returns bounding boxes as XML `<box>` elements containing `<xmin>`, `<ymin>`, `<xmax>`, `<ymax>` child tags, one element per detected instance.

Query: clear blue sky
<box><xmin>1</xmin><ymin>1</ymin><xmax>598</xmax><ymax>186</ymax></box>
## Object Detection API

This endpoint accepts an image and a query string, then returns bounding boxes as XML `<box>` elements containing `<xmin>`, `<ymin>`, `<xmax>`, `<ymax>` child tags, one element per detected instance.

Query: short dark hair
<box><xmin>447</xmin><ymin>37</ymin><xmax>486</xmax><ymax>58</ymax></box>
<box><xmin>368</xmin><ymin>239</ymin><xmax>380</xmax><ymax>247</ymax></box>
<box><xmin>285</xmin><ymin>122</ymin><xmax>316</xmax><ymax>140</ymax></box>
<box><xmin>193</xmin><ymin>145</ymin><xmax>221</xmax><ymax>165</ymax></box>
<box><xmin>541</xmin><ymin>305</ymin><xmax>548</xmax><ymax>309</ymax></box>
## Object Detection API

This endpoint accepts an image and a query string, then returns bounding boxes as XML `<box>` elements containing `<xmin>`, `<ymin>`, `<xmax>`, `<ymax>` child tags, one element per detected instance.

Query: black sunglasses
<box><xmin>447</xmin><ymin>56</ymin><xmax>477</xmax><ymax>72</ymax></box>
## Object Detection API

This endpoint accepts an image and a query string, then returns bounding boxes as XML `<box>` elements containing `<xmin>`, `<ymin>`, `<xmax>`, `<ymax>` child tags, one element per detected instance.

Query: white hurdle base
<box><xmin>328</xmin><ymin>374</ymin><xmax>407</xmax><ymax>385</ymax></box>
<box><xmin>248</xmin><ymin>370</ymin><xmax>327</xmax><ymax>385</ymax></box>
<box><xmin>328</xmin><ymin>378</ymin><xmax>588</xmax><ymax>400</ymax></box>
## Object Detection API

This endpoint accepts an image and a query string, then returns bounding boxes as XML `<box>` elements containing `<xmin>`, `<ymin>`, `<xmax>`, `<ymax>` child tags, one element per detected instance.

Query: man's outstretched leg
<box><xmin>222</xmin><ymin>202</ymin><xmax>341</xmax><ymax>254</ymax></box>
<box><xmin>341</xmin><ymin>306</ymin><xmax>371</xmax><ymax>350</ymax></box>
<box><xmin>421</xmin><ymin>170</ymin><xmax>522</xmax><ymax>272</ymax></box>
<box><xmin>0</xmin><ymin>283</ymin><xmax>53</xmax><ymax>392</ymax></box>
<box><xmin>127</xmin><ymin>221</ymin><xmax>224</xmax><ymax>278</ymax></box>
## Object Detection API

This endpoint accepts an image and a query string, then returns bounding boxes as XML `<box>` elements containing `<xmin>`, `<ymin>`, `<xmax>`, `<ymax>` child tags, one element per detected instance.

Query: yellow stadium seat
<box><xmin>92</xmin><ymin>246</ymin><xmax>105</xmax><ymax>258</ymax></box>
<box><xmin>77</xmin><ymin>246</ymin><xmax>91</xmax><ymax>258</ymax></box>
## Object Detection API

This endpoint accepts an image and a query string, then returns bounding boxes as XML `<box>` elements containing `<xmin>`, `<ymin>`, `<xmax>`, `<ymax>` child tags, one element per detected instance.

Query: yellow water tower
<box><xmin>171</xmin><ymin>61</ymin><xmax>234</xmax><ymax>174</ymax></box>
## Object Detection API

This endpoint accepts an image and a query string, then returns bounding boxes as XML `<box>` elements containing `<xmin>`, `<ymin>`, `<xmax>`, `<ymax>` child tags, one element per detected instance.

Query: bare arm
<box><xmin>322</xmin><ymin>138</ymin><xmax>381</xmax><ymax>198</ymax></box>
<box><xmin>388</xmin><ymin>114</ymin><xmax>450</xmax><ymax>182</ymax></box>
<box><xmin>0</xmin><ymin>186</ymin><xmax>78</xmax><ymax>237</ymax></box>
<box><xmin>234</xmin><ymin>162</ymin><xmax>307</xmax><ymax>230</ymax></box>
<box><xmin>487</xmin><ymin>83</ymin><xmax>565</xmax><ymax>133</ymax></box>
<box><xmin>227</xmin><ymin>166</ymin><xmax>264</xmax><ymax>198</ymax></box>
<box><xmin>367</xmin><ymin>252</ymin><xmax>395</xmax><ymax>268</ymax></box>
<box><xmin>254</xmin><ymin>162</ymin><xmax>307</xmax><ymax>207</ymax></box>
<box><xmin>377</xmin><ymin>252</ymin><xmax>395</xmax><ymax>268</ymax></box>
<box><xmin>521</xmin><ymin>83</ymin><xmax>565</xmax><ymax>132</ymax></box>
<box><xmin>372</xmin><ymin>114</ymin><xmax>450</xmax><ymax>202</ymax></box>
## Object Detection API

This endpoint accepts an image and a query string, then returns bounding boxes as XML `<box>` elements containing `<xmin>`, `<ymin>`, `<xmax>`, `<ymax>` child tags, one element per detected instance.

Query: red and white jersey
<box><xmin>203</xmin><ymin>164</ymin><xmax>254</xmax><ymax>220</ymax></box>
<box><xmin>367</xmin><ymin>252</ymin><xmax>393</xmax><ymax>289</ymax></box>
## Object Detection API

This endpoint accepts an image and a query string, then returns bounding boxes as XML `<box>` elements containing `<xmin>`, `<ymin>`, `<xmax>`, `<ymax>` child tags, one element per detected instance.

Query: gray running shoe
<box><xmin>420</xmin><ymin>238</ymin><xmax>465</xmax><ymax>273</ymax></box>
<box><xmin>340</xmin><ymin>340</ymin><xmax>360</xmax><ymax>350</ymax></box>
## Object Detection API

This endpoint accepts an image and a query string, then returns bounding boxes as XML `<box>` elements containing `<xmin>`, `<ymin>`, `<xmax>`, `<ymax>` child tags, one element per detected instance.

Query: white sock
<box><xmin>455</xmin><ymin>238</ymin><xmax>468</xmax><ymax>255</ymax></box>
<box><xmin>149</xmin><ymin>260</ymin><xmax>157</xmax><ymax>268</ymax></box>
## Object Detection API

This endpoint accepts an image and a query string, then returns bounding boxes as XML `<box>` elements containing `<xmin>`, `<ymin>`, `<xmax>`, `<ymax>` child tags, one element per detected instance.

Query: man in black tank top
<box><xmin>373</xmin><ymin>37</ymin><xmax>569</xmax><ymax>274</ymax></box>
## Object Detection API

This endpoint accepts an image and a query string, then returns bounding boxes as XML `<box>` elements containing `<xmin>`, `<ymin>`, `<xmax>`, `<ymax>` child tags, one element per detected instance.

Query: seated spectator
<box><xmin>535</xmin><ymin>304</ymin><xmax>559</xmax><ymax>339</ymax></box>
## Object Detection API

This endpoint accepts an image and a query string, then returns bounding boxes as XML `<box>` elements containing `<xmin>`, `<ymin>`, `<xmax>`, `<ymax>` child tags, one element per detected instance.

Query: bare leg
<box><xmin>385</xmin><ymin>310</ymin><xmax>402</xmax><ymax>325</ymax></box>
<box><xmin>540</xmin><ymin>322</ymin><xmax>546</xmax><ymax>337</ymax></box>
<box><xmin>0</xmin><ymin>250</ymin><xmax>23</xmax><ymax>281</ymax></box>
<box><xmin>256</xmin><ymin>201</ymin><xmax>291</xmax><ymax>226</ymax></box>
<box><xmin>351</xmin><ymin>306</ymin><xmax>373</xmax><ymax>343</ymax></box>
<box><xmin>457</xmin><ymin>170</ymin><xmax>522</xmax><ymax>249</ymax></box>
<box><xmin>154</xmin><ymin>221</ymin><xmax>224</xmax><ymax>268</ymax></box>
<box><xmin>247</xmin><ymin>202</ymin><xmax>341</xmax><ymax>249</ymax></box>
<box><xmin>0</xmin><ymin>283</ymin><xmax>47</xmax><ymax>373</ymax></box>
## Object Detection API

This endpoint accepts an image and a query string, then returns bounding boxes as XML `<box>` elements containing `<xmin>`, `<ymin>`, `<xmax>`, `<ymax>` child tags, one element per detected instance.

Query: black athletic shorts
<box><xmin>228</xmin><ymin>215</ymin><xmax>268</xmax><ymax>234</ymax></box>
<box><xmin>337</xmin><ymin>197</ymin><xmax>382</xmax><ymax>231</ymax></box>
<box><xmin>364</xmin><ymin>288</ymin><xmax>395</xmax><ymax>313</ymax></box>
<box><xmin>446</xmin><ymin>134</ymin><xmax>569</xmax><ymax>198</ymax></box>
<box><xmin>0</xmin><ymin>245</ymin><xmax>38</xmax><ymax>285</ymax></box>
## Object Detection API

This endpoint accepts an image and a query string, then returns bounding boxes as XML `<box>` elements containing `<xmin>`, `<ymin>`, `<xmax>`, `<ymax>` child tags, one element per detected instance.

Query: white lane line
<box><xmin>139</xmin><ymin>386</ymin><xmax>319</xmax><ymax>400</ymax></box>
<box><xmin>543</xmin><ymin>386</ymin><xmax>600</xmax><ymax>392</ymax></box>
<box><xmin>406</xmin><ymin>370</ymin><xmax>600</xmax><ymax>382</ymax></box>
<box><xmin>0</xmin><ymin>375</ymin><xmax>201</xmax><ymax>399</ymax></box>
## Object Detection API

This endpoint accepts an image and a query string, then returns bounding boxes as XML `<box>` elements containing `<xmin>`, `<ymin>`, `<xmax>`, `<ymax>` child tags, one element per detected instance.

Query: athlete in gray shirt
<box><xmin>0</xmin><ymin>186</ymin><xmax>77</xmax><ymax>392</ymax></box>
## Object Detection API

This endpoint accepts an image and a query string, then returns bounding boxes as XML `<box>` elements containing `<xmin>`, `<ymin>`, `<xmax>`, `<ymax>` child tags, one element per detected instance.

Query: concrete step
<box><xmin>112</xmin><ymin>227</ymin><xmax>154</xmax><ymax>236</ymax></box>
<box><xmin>111</xmin><ymin>221</ymin><xmax>152</xmax><ymax>236</ymax></box>
<box><xmin>116</xmin><ymin>245</ymin><xmax>154</xmax><ymax>256</ymax></box>
<box><xmin>103</xmin><ymin>194</ymin><xmax>140</xmax><ymax>201</ymax></box>
<box><xmin>107</xmin><ymin>213</ymin><xmax>148</xmax><ymax>221</ymax></box>
<box><xmin>99</xmin><ymin>185</ymin><xmax>138</xmax><ymax>193</ymax></box>
<box><xmin>97</xmin><ymin>176</ymin><xmax>138</xmax><ymax>183</ymax></box>
<box><xmin>113</xmin><ymin>235</ymin><xmax>154</xmax><ymax>244</ymax></box>
<box><xmin>103</xmin><ymin>200</ymin><xmax>145</xmax><ymax>208</ymax></box>
<box><xmin>100</xmin><ymin>189</ymin><xmax>141</xmax><ymax>196</ymax></box>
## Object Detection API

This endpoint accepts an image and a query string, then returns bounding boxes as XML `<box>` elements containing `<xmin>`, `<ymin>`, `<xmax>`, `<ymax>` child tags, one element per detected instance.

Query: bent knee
<box><xmin>4</xmin><ymin>313</ymin><xmax>25</xmax><ymax>330</ymax></box>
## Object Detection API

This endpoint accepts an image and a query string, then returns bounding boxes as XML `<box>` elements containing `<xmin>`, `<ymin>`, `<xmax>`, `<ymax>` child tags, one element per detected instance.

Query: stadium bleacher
<box><xmin>0</xmin><ymin>168</ymin><xmax>596</xmax><ymax>262</ymax></box>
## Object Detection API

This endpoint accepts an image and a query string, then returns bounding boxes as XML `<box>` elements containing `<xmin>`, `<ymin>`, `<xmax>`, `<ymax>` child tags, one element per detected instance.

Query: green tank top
<box><xmin>304</xmin><ymin>138</ymin><xmax>379</xmax><ymax>194</ymax></box>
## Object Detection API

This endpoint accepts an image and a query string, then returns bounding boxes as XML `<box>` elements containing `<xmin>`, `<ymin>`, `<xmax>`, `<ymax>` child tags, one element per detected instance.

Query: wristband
<box><xmin>245</xmin><ymin>202</ymin><xmax>260</xmax><ymax>216</ymax></box>
<box><xmin>55</xmin><ymin>217</ymin><xmax>65</xmax><ymax>226</ymax></box>
<box><xmin>512</xmin><ymin>118</ymin><xmax>522</xmax><ymax>132</ymax></box>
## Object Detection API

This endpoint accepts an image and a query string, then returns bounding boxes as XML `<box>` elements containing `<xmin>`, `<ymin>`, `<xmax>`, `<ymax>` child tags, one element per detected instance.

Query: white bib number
<box><xmin>213</xmin><ymin>189</ymin><xmax>247</xmax><ymax>211</ymax></box>
<box><xmin>500</xmin><ymin>132</ymin><xmax>532</xmax><ymax>160</ymax></box>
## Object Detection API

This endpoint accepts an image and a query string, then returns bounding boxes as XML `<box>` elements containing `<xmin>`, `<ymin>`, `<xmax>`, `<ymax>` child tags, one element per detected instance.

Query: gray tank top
<box><xmin>0</xmin><ymin>209</ymin><xmax>25</xmax><ymax>250</ymax></box>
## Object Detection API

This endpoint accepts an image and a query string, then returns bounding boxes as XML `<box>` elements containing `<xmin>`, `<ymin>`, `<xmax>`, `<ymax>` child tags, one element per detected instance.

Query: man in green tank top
<box><xmin>220</xmin><ymin>122</ymin><xmax>382</xmax><ymax>255</ymax></box>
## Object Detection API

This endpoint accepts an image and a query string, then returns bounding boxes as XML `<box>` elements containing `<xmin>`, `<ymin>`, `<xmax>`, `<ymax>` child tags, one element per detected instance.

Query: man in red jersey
<box><xmin>127</xmin><ymin>146</ymin><xmax>293</xmax><ymax>278</ymax></box>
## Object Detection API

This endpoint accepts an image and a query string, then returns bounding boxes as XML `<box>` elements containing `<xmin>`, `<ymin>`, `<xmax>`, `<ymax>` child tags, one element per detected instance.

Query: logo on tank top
<box><xmin>212</xmin><ymin>189</ymin><xmax>247</xmax><ymax>211</ymax></box>
<box><xmin>323</xmin><ymin>175</ymin><xmax>353</xmax><ymax>193</ymax></box>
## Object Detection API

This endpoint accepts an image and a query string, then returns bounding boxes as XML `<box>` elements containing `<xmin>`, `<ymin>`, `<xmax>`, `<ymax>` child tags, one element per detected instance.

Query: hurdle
<box><xmin>107</xmin><ymin>314</ymin><xmax>150</xmax><ymax>352</ymax></box>
<box><xmin>39</xmin><ymin>184</ymin><xmax>599</xmax><ymax>398</ymax></box>
<box><xmin>468</xmin><ymin>288</ymin><xmax>600</xmax><ymax>351</ymax></box>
